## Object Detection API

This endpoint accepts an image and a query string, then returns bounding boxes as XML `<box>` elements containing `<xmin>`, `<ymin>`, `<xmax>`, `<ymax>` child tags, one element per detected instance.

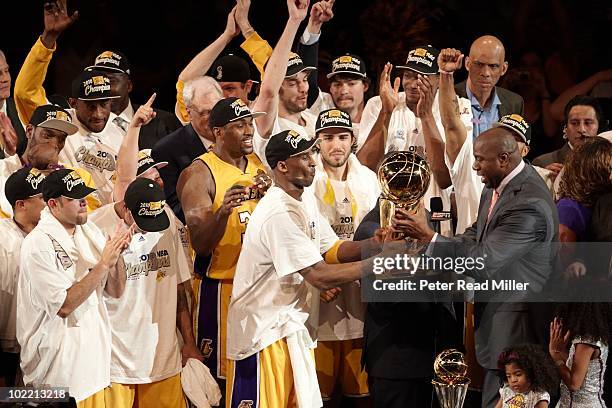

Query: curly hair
<box><xmin>558</xmin><ymin>137</ymin><xmax>612</xmax><ymax>207</ymax></box>
<box><xmin>555</xmin><ymin>301</ymin><xmax>612</xmax><ymax>344</ymax></box>
<box><xmin>497</xmin><ymin>344</ymin><xmax>560</xmax><ymax>394</ymax></box>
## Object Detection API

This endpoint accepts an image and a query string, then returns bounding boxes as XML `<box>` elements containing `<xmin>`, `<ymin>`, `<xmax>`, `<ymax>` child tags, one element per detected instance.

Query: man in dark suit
<box><xmin>87</xmin><ymin>50</ymin><xmax>182</xmax><ymax>149</ymax></box>
<box><xmin>0</xmin><ymin>50</ymin><xmax>27</xmax><ymax>158</ymax></box>
<box><xmin>392</xmin><ymin>127</ymin><xmax>558</xmax><ymax>408</ymax></box>
<box><xmin>152</xmin><ymin>77</ymin><xmax>222</xmax><ymax>222</ymax></box>
<box><xmin>454</xmin><ymin>36</ymin><xmax>524</xmax><ymax>140</ymax></box>
<box><xmin>533</xmin><ymin>95</ymin><xmax>604</xmax><ymax>168</ymax></box>
<box><xmin>354</xmin><ymin>203</ymin><xmax>460</xmax><ymax>408</ymax></box>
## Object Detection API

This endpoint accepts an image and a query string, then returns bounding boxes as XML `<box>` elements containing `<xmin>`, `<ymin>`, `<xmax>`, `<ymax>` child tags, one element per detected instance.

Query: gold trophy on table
<box><xmin>377</xmin><ymin>150</ymin><xmax>431</xmax><ymax>238</ymax></box>
<box><xmin>432</xmin><ymin>349</ymin><xmax>471</xmax><ymax>408</ymax></box>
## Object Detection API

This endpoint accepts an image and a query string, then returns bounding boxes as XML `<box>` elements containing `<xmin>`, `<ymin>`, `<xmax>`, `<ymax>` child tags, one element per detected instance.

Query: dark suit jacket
<box><xmin>455</xmin><ymin>80</ymin><xmax>525</xmax><ymax>118</ymax></box>
<box><xmin>532</xmin><ymin>143</ymin><xmax>571</xmax><ymax>167</ymax></box>
<box><xmin>354</xmin><ymin>202</ymin><xmax>460</xmax><ymax>379</ymax></box>
<box><xmin>433</xmin><ymin>164</ymin><xmax>558</xmax><ymax>369</ymax></box>
<box><xmin>151</xmin><ymin>123</ymin><xmax>206</xmax><ymax>223</ymax></box>
<box><xmin>4</xmin><ymin>97</ymin><xmax>27</xmax><ymax>158</ymax></box>
<box><xmin>135</xmin><ymin>105</ymin><xmax>182</xmax><ymax>150</ymax></box>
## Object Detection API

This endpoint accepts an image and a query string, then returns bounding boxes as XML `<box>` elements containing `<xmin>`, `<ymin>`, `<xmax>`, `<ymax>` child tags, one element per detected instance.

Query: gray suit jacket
<box><xmin>455</xmin><ymin>80</ymin><xmax>525</xmax><ymax>118</ymax></box>
<box><xmin>433</xmin><ymin>164</ymin><xmax>558</xmax><ymax>369</ymax></box>
<box><xmin>532</xmin><ymin>143</ymin><xmax>571</xmax><ymax>167</ymax></box>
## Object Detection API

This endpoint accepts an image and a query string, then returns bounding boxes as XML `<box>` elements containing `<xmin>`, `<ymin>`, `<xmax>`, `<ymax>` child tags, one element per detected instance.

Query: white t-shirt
<box><xmin>359</xmin><ymin>92</ymin><xmax>473</xmax><ymax>236</ymax></box>
<box><xmin>16</xmin><ymin>221</ymin><xmax>111</xmax><ymax>402</ymax></box>
<box><xmin>227</xmin><ymin>186</ymin><xmax>338</xmax><ymax>360</ymax></box>
<box><xmin>444</xmin><ymin>134</ymin><xmax>483</xmax><ymax>234</ymax></box>
<box><xmin>276</xmin><ymin>110</ymin><xmax>317</xmax><ymax>140</ymax></box>
<box><xmin>58</xmin><ymin>109</ymin><xmax>124</xmax><ymax>206</ymax></box>
<box><xmin>0</xmin><ymin>219</ymin><xmax>26</xmax><ymax>353</ymax></box>
<box><xmin>89</xmin><ymin>204</ymin><xmax>192</xmax><ymax>384</ymax></box>
<box><xmin>0</xmin><ymin>155</ymin><xmax>23</xmax><ymax>218</ymax></box>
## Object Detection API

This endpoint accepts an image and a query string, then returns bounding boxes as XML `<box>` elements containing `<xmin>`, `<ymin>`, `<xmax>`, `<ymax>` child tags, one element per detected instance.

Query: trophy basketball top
<box><xmin>433</xmin><ymin>348</ymin><xmax>470</xmax><ymax>385</ymax></box>
<box><xmin>376</xmin><ymin>151</ymin><xmax>431</xmax><ymax>204</ymax></box>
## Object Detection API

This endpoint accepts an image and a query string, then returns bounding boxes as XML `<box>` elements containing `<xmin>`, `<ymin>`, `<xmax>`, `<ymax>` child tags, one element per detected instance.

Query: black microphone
<box><xmin>430</xmin><ymin>197</ymin><xmax>451</xmax><ymax>234</ymax></box>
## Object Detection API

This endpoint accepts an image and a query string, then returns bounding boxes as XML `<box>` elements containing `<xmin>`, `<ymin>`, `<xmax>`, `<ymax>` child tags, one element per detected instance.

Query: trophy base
<box><xmin>432</xmin><ymin>381</ymin><xmax>470</xmax><ymax>408</ymax></box>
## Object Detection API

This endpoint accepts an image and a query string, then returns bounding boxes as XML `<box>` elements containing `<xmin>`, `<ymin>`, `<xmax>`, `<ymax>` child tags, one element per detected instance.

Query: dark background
<box><xmin>2</xmin><ymin>0</ymin><xmax>612</xmax><ymax>115</ymax></box>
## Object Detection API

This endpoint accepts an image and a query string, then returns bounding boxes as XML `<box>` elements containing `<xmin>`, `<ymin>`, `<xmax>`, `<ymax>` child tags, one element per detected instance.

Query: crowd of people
<box><xmin>0</xmin><ymin>0</ymin><xmax>611</xmax><ymax>408</ymax></box>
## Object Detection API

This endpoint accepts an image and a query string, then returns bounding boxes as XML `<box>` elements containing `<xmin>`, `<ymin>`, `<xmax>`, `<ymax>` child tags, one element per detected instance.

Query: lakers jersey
<box><xmin>196</xmin><ymin>151</ymin><xmax>266</xmax><ymax>280</ymax></box>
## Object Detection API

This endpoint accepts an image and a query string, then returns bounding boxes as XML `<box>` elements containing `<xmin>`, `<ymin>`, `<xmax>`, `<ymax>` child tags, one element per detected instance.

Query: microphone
<box><xmin>430</xmin><ymin>197</ymin><xmax>451</xmax><ymax>234</ymax></box>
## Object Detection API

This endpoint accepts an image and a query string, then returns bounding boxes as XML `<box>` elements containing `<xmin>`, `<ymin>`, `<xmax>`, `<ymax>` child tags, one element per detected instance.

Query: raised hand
<box><xmin>42</xmin><ymin>0</ymin><xmax>78</xmax><ymax>47</ymax></box>
<box><xmin>100</xmin><ymin>225</ymin><xmax>134</xmax><ymax>269</ymax></box>
<box><xmin>309</xmin><ymin>0</ymin><xmax>335</xmax><ymax>30</ymax></box>
<box><xmin>0</xmin><ymin>113</ymin><xmax>18</xmax><ymax>156</ymax></box>
<box><xmin>549</xmin><ymin>317</ymin><xmax>570</xmax><ymax>357</ymax></box>
<box><xmin>438</xmin><ymin>48</ymin><xmax>464</xmax><ymax>73</ymax></box>
<box><xmin>379</xmin><ymin>62</ymin><xmax>400</xmax><ymax>114</ymax></box>
<box><xmin>288</xmin><ymin>0</ymin><xmax>310</xmax><ymax>23</ymax></box>
<box><xmin>130</xmin><ymin>93</ymin><xmax>157</xmax><ymax>129</ymax></box>
<box><xmin>224</xmin><ymin>6</ymin><xmax>240</xmax><ymax>38</ymax></box>
<box><xmin>416</xmin><ymin>74</ymin><xmax>435</xmax><ymax>118</ymax></box>
<box><xmin>234</xmin><ymin>0</ymin><xmax>252</xmax><ymax>35</ymax></box>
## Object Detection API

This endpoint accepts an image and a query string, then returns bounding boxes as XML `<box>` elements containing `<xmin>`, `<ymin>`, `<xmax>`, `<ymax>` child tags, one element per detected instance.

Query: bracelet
<box><xmin>438</xmin><ymin>69</ymin><xmax>454</xmax><ymax>75</ymax></box>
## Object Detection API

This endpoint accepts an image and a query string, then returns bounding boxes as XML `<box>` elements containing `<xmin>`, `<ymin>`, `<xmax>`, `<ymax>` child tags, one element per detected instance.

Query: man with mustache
<box><xmin>176</xmin><ymin>97</ymin><xmax>270</xmax><ymax>398</ymax></box>
<box><xmin>309</xmin><ymin>108</ymin><xmax>379</xmax><ymax>406</ymax></box>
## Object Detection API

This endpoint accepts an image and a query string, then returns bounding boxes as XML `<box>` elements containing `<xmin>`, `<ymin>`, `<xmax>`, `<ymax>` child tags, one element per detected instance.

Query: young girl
<box><xmin>550</xmin><ymin>302</ymin><xmax>612</xmax><ymax>407</ymax></box>
<box><xmin>496</xmin><ymin>344</ymin><xmax>559</xmax><ymax>408</ymax></box>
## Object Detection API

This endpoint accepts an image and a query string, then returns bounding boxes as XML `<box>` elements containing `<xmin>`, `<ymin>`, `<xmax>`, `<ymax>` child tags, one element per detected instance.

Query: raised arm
<box><xmin>14</xmin><ymin>0</ymin><xmax>78</xmax><ymax>123</ymax></box>
<box><xmin>252</xmin><ymin>0</ymin><xmax>309</xmax><ymax>138</ymax></box>
<box><xmin>416</xmin><ymin>74</ymin><xmax>451</xmax><ymax>189</ymax></box>
<box><xmin>113</xmin><ymin>94</ymin><xmax>157</xmax><ymax>202</ymax></box>
<box><xmin>550</xmin><ymin>70</ymin><xmax>612</xmax><ymax>122</ymax></box>
<box><xmin>438</xmin><ymin>48</ymin><xmax>468</xmax><ymax>165</ymax></box>
<box><xmin>236</xmin><ymin>0</ymin><xmax>273</xmax><ymax>78</ymax></box>
<box><xmin>357</xmin><ymin>63</ymin><xmax>399</xmax><ymax>171</ymax></box>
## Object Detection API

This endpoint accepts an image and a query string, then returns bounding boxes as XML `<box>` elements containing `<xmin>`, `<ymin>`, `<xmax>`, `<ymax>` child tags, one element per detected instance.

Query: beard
<box><xmin>322</xmin><ymin>151</ymin><xmax>350</xmax><ymax>168</ymax></box>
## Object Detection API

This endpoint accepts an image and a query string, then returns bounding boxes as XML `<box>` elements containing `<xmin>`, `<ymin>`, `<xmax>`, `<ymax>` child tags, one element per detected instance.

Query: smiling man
<box><xmin>176</xmin><ymin>97</ymin><xmax>270</xmax><ymax>397</ymax></box>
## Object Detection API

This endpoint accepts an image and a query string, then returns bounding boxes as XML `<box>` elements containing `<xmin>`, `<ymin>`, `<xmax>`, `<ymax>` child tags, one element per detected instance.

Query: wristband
<box><xmin>438</xmin><ymin>69</ymin><xmax>454</xmax><ymax>75</ymax></box>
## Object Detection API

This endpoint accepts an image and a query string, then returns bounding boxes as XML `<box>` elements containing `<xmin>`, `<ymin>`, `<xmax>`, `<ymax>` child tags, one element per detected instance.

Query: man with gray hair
<box><xmin>0</xmin><ymin>50</ymin><xmax>26</xmax><ymax>159</ymax></box>
<box><xmin>151</xmin><ymin>76</ymin><xmax>222</xmax><ymax>222</ymax></box>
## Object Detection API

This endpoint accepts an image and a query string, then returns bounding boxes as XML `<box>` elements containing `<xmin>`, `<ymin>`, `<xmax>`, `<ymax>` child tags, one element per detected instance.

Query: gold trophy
<box><xmin>377</xmin><ymin>151</ymin><xmax>431</xmax><ymax>237</ymax></box>
<box><xmin>432</xmin><ymin>349</ymin><xmax>471</xmax><ymax>408</ymax></box>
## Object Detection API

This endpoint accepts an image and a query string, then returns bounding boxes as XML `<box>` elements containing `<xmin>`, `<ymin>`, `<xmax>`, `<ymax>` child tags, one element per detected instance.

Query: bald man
<box><xmin>391</xmin><ymin>127</ymin><xmax>558</xmax><ymax>408</ymax></box>
<box><xmin>455</xmin><ymin>36</ymin><xmax>524</xmax><ymax>139</ymax></box>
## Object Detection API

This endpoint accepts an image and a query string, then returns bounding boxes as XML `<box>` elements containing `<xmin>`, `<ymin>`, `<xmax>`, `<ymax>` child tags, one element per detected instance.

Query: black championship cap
<box><xmin>71</xmin><ymin>70</ymin><xmax>120</xmax><ymax>101</ymax></box>
<box><xmin>397</xmin><ymin>45</ymin><xmax>440</xmax><ymax>75</ymax></box>
<box><xmin>494</xmin><ymin>114</ymin><xmax>532</xmax><ymax>145</ymax></box>
<box><xmin>87</xmin><ymin>50</ymin><xmax>131</xmax><ymax>75</ymax></box>
<box><xmin>327</xmin><ymin>54</ymin><xmax>367</xmax><ymax>79</ymax></box>
<box><xmin>208</xmin><ymin>97</ymin><xmax>265</xmax><ymax>128</ymax></box>
<box><xmin>315</xmin><ymin>109</ymin><xmax>353</xmax><ymax>133</ymax></box>
<box><xmin>42</xmin><ymin>168</ymin><xmax>97</xmax><ymax>201</ymax></box>
<box><xmin>29</xmin><ymin>104</ymin><xmax>78</xmax><ymax>135</ymax></box>
<box><xmin>137</xmin><ymin>149</ymin><xmax>168</xmax><ymax>176</ymax></box>
<box><xmin>210</xmin><ymin>54</ymin><xmax>252</xmax><ymax>83</ymax></box>
<box><xmin>5</xmin><ymin>167</ymin><xmax>45</xmax><ymax>207</ymax></box>
<box><xmin>124</xmin><ymin>178</ymin><xmax>170</xmax><ymax>232</ymax></box>
<box><xmin>286</xmin><ymin>52</ymin><xmax>316</xmax><ymax>78</ymax></box>
<box><xmin>265</xmin><ymin>129</ymin><xmax>318</xmax><ymax>169</ymax></box>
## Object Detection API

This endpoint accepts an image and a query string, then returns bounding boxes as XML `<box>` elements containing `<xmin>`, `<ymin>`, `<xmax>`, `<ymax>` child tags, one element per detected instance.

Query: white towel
<box><xmin>181</xmin><ymin>358</ymin><xmax>222</xmax><ymax>408</ymax></box>
<box><xmin>286</xmin><ymin>330</ymin><xmax>323</xmax><ymax>408</ymax></box>
<box><xmin>37</xmin><ymin>207</ymin><xmax>106</xmax><ymax>324</ymax></box>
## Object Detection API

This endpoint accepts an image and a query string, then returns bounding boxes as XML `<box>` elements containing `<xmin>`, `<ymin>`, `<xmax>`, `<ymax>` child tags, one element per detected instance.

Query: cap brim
<box><xmin>289</xmin><ymin>138</ymin><xmax>319</xmax><ymax>158</ymax></box>
<box><xmin>61</xmin><ymin>185</ymin><xmax>97</xmax><ymax>200</ymax></box>
<box><xmin>326</xmin><ymin>70</ymin><xmax>367</xmax><ymax>79</ymax></box>
<box><xmin>137</xmin><ymin>161</ymin><xmax>168</xmax><ymax>176</ymax></box>
<box><xmin>229</xmin><ymin>111</ymin><xmax>267</xmax><ymax>123</ymax></box>
<box><xmin>493</xmin><ymin>122</ymin><xmax>529</xmax><ymax>144</ymax></box>
<box><xmin>316</xmin><ymin>124</ymin><xmax>354</xmax><ymax>133</ymax></box>
<box><xmin>78</xmin><ymin>95</ymin><xmax>122</xmax><ymax>101</ymax></box>
<box><xmin>395</xmin><ymin>65</ymin><xmax>438</xmax><ymax>75</ymax></box>
<box><xmin>38</xmin><ymin>119</ymin><xmax>79</xmax><ymax>135</ymax></box>
<box><xmin>85</xmin><ymin>65</ymin><xmax>129</xmax><ymax>75</ymax></box>
<box><xmin>133</xmin><ymin>210</ymin><xmax>170</xmax><ymax>233</ymax></box>
<box><xmin>285</xmin><ymin>66</ymin><xmax>317</xmax><ymax>78</ymax></box>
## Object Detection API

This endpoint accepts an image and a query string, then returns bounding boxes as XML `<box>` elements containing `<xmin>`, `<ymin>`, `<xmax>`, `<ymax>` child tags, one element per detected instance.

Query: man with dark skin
<box><xmin>175</xmin><ymin>97</ymin><xmax>270</xmax><ymax>395</ymax></box>
<box><xmin>391</xmin><ymin>128</ymin><xmax>558</xmax><ymax>408</ymax></box>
